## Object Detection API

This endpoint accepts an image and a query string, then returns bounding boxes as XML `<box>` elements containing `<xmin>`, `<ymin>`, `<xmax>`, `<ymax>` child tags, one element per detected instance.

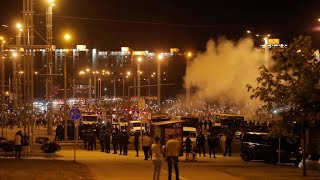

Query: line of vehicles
<box><xmin>77</xmin><ymin>108</ymin><xmax>304</xmax><ymax>166</ymax></box>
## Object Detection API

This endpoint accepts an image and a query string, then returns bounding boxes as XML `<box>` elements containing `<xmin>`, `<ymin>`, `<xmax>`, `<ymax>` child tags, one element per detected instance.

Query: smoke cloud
<box><xmin>185</xmin><ymin>38</ymin><xmax>265</xmax><ymax>118</ymax></box>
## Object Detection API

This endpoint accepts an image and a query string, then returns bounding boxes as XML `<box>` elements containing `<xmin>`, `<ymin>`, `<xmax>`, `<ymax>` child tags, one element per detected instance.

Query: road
<box><xmin>57</xmin><ymin>148</ymin><xmax>320</xmax><ymax>180</ymax></box>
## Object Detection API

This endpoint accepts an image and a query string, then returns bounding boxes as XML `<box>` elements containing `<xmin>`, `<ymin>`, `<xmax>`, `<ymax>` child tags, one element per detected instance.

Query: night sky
<box><xmin>1</xmin><ymin>0</ymin><xmax>320</xmax><ymax>51</ymax></box>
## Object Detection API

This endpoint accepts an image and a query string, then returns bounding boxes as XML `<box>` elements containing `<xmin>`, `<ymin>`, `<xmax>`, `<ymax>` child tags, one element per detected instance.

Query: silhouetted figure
<box><xmin>196</xmin><ymin>132</ymin><xmax>206</xmax><ymax>157</ymax></box>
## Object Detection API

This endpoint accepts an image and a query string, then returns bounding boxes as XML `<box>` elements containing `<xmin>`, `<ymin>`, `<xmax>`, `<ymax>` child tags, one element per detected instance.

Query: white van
<box><xmin>182</xmin><ymin>127</ymin><xmax>197</xmax><ymax>146</ymax></box>
<box><xmin>81</xmin><ymin>114</ymin><xmax>99</xmax><ymax>125</ymax></box>
<box><xmin>130</xmin><ymin>120</ymin><xmax>145</xmax><ymax>134</ymax></box>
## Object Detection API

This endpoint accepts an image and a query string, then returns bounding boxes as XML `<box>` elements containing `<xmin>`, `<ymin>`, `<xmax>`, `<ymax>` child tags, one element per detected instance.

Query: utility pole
<box><xmin>46</xmin><ymin>1</ymin><xmax>54</xmax><ymax>135</ymax></box>
<box><xmin>22</xmin><ymin>0</ymin><xmax>35</xmax><ymax>143</ymax></box>
<box><xmin>15</xmin><ymin>28</ymin><xmax>22</xmax><ymax>118</ymax></box>
<box><xmin>64</xmin><ymin>50</ymin><xmax>68</xmax><ymax>140</ymax></box>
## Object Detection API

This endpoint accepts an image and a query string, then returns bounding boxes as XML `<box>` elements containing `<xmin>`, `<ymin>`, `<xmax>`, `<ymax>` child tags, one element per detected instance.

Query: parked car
<box><xmin>240</xmin><ymin>132</ymin><xmax>302</xmax><ymax>166</ymax></box>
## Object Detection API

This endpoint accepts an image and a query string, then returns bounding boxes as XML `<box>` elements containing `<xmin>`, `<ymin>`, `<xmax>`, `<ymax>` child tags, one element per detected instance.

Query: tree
<box><xmin>247</xmin><ymin>36</ymin><xmax>320</xmax><ymax>176</ymax></box>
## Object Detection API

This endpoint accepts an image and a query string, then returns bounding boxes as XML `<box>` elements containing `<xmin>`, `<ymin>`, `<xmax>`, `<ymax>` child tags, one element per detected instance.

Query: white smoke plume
<box><xmin>185</xmin><ymin>38</ymin><xmax>265</xmax><ymax>119</ymax></box>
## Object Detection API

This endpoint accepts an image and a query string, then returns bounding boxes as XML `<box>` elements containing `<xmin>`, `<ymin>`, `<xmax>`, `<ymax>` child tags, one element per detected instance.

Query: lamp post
<box><xmin>92</xmin><ymin>71</ymin><xmax>99</xmax><ymax>100</ymax></box>
<box><xmin>64</xmin><ymin>33</ymin><xmax>71</xmax><ymax>140</ymax></box>
<box><xmin>186</xmin><ymin>52</ymin><xmax>192</xmax><ymax>110</ymax></box>
<box><xmin>157</xmin><ymin>54</ymin><xmax>163</xmax><ymax>109</ymax></box>
<box><xmin>124</xmin><ymin>71</ymin><xmax>131</xmax><ymax>97</ymax></box>
<box><xmin>264</xmin><ymin>35</ymin><xmax>270</xmax><ymax>68</ymax></box>
<box><xmin>46</xmin><ymin>0</ymin><xmax>55</xmax><ymax>135</ymax></box>
<box><xmin>86</xmin><ymin>68</ymin><xmax>91</xmax><ymax>99</ymax></box>
<box><xmin>137</xmin><ymin>57</ymin><xmax>142</xmax><ymax>99</ymax></box>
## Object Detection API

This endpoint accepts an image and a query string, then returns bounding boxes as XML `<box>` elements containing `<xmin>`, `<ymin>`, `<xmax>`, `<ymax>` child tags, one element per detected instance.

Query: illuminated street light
<box><xmin>48</xmin><ymin>0</ymin><xmax>55</xmax><ymax>6</ymax></box>
<box><xmin>127</xmin><ymin>71</ymin><xmax>131</xmax><ymax>76</ymax></box>
<box><xmin>12</xmin><ymin>52</ymin><xmax>18</xmax><ymax>57</ymax></box>
<box><xmin>86</xmin><ymin>68</ymin><xmax>90</xmax><ymax>72</ymax></box>
<box><xmin>187</xmin><ymin>52</ymin><xmax>192</xmax><ymax>57</ymax></box>
<box><xmin>16</xmin><ymin>23</ymin><xmax>22</xmax><ymax>29</ymax></box>
<box><xmin>64</xmin><ymin>33</ymin><xmax>71</xmax><ymax>41</ymax></box>
<box><xmin>157</xmin><ymin>54</ymin><xmax>163</xmax><ymax>60</ymax></box>
<box><xmin>246</xmin><ymin>30</ymin><xmax>251</xmax><ymax>34</ymax></box>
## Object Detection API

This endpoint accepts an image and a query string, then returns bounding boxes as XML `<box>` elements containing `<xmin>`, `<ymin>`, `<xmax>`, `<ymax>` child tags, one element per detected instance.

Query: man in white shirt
<box><xmin>14</xmin><ymin>130</ymin><xmax>23</xmax><ymax>159</ymax></box>
<box><xmin>142</xmin><ymin>133</ymin><xmax>152</xmax><ymax>160</ymax></box>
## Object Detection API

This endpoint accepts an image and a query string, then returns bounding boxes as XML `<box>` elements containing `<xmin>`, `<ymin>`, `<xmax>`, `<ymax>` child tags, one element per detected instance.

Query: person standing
<box><xmin>142</xmin><ymin>133</ymin><xmax>152</xmax><ymax>160</ymax></box>
<box><xmin>105</xmin><ymin>130</ymin><xmax>111</xmax><ymax>153</ymax></box>
<box><xmin>196</xmin><ymin>132</ymin><xmax>206</xmax><ymax>157</ymax></box>
<box><xmin>185</xmin><ymin>134</ymin><xmax>192</xmax><ymax>161</ymax></box>
<box><xmin>123</xmin><ymin>130</ymin><xmax>129</xmax><ymax>155</ymax></box>
<box><xmin>14</xmin><ymin>130</ymin><xmax>23</xmax><ymax>159</ymax></box>
<box><xmin>21</xmin><ymin>132</ymin><xmax>30</xmax><ymax>158</ymax></box>
<box><xmin>204</xmin><ymin>120</ymin><xmax>208</xmax><ymax>132</ymax></box>
<box><xmin>55</xmin><ymin>124</ymin><xmax>62</xmax><ymax>141</ymax></box>
<box><xmin>208</xmin><ymin>120</ymin><xmax>213</xmax><ymax>130</ymax></box>
<box><xmin>224</xmin><ymin>133</ymin><xmax>233</xmax><ymax>157</ymax></box>
<box><xmin>199</xmin><ymin>120</ymin><xmax>203</xmax><ymax>132</ymax></box>
<box><xmin>165</xmin><ymin>134</ymin><xmax>180</xmax><ymax>180</ymax></box>
<box><xmin>219</xmin><ymin>133</ymin><xmax>226</xmax><ymax>155</ymax></box>
<box><xmin>112</xmin><ymin>129</ymin><xmax>118</xmax><ymax>154</ymax></box>
<box><xmin>134</xmin><ymin>131</ymin><xmax>140</xmax><ymax>157</ymax></box>
<box><xmin>99</xmin><ymin>130</ymin><xmax>106</xmax><ymax>152</ymax></box>
<box><xmin>151</xmin><ymin>137</ymin><xmax>162</xmax><ymax>180</ymax></box>
<box><xmin>208</xmin><ymin>134</ymin><xmax>216</xmax><ymax>158</ymax></box>
<box><xmin>118</xmin><ymin>130</ymin><xmax>124</xmax><ymax>155</ymax></box>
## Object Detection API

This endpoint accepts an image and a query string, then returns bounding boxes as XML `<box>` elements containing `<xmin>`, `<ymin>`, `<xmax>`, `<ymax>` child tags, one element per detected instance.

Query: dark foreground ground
<box><xmin>0</xmin><ymin>159</ymin><xmax>94</xmax><ymax>180</ymax></box>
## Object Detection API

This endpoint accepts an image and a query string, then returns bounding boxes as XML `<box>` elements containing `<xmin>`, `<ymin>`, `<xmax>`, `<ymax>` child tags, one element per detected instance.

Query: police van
<box><xmin>81</xmin><ymin>113</ymin><xmax>99</xmax><ymax>125</ymax></box>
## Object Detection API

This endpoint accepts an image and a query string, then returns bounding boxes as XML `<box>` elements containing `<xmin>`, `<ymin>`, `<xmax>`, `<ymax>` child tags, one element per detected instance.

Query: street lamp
<box><xmin>63</xmin><ymin>32</ymin><xmax>71</xmax><ymax>140</ymax></box>
<box><xmin>186</xmin><ymin>52</ymin><xmax>192</xmax><ymax>110</ymax></box>
<box><xmin>92</xmin><ymin>71</ymin><xmax>99</xmax><ymax>100</ymax></box>
<box><xmin>137</xmin><ymin>57</ymin><xmax>142</xmax><ymax>99</ymax></box>
<box><xmin>157</xmin><ymin>54</ymin><xmax>163</xmax><ymax>109</ymax></box>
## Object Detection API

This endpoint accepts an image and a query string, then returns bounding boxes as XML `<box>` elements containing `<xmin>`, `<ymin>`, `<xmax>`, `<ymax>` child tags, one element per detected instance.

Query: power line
<box><xmin>34</xmin><ymin>14</ymin><xmax>217</xmax><ymax>28</ymax></box>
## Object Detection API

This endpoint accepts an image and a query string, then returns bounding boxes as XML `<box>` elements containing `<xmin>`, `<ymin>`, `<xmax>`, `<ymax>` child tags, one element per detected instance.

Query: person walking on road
<box><xmin>165</xmin><ymin>134</ymin><xmax>180</xmax><ymax>180</ymax></box>
<box><xmin>151</xmin><ymin>137</ymin><xmax>162</xmax><ymax>180</ymax></box>
<box><xmin>142</xmin><ymin>133</ymin><xmax>152</xmax><ymax>160</ymax></box>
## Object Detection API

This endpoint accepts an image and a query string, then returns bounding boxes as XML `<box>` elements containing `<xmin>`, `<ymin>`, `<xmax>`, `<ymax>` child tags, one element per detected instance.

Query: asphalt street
<box><xmin>57</xmin><ymin>148</ymin><xmax>320</xmax><ymax>180</ymax></box>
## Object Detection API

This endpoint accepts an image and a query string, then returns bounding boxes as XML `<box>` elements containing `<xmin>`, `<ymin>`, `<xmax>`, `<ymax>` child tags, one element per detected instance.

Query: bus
<box><xmin>213</xmin><ymin>114</ymin><xmax>245</xmax><ymax>130</ymax></box>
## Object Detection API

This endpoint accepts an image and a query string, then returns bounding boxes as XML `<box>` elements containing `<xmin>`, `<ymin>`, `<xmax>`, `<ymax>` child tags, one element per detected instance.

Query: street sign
<box><xmin>132</xmin><ymin>110</ymin><xmax>140</xmax><ymax>119</ymax></box>
<box><xmin>69</xmin><ymin>108</ymin><xmax>82</xmax><ymax>121</ymax></box>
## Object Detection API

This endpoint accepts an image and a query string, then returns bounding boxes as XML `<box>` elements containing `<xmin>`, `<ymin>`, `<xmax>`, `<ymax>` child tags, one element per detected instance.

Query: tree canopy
<box><xmin>247</xmin><ymin>36</ymin><xmax>320</xmax><ymax>122</ymax></box>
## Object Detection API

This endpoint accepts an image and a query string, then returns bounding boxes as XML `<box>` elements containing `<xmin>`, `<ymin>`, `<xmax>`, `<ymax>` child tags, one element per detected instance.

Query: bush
<box><xmin>0</xmin><ymin>140</ymin><xmax>15</xmax><ymax>152</ymax></box>
<box><xmin>41</xmin><ymin>141</ymin><xmax>61</xmax><ymax>153</ymax></box>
